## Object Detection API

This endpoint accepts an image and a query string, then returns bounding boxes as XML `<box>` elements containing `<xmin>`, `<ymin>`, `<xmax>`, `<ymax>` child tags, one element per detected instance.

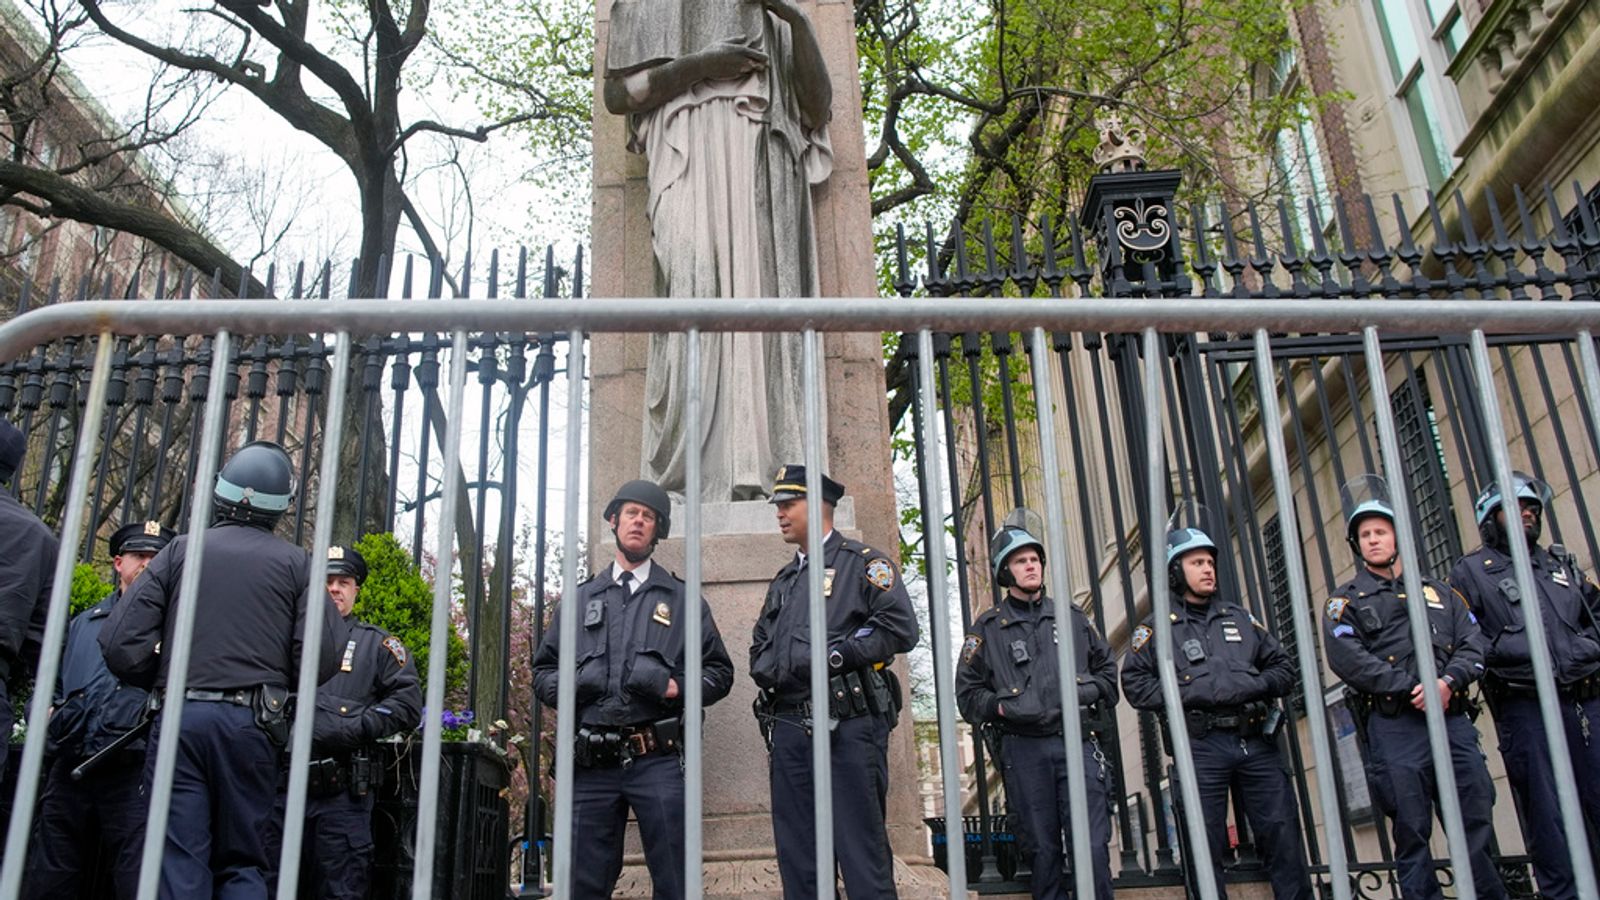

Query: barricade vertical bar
<box><xmin>1249</xmin><ymin>330</ymin><xmax>1354</xmax><ymax>898</ymax></box>
<box><xmin>1468</xmin><ymin>328</ymin><xmax>1599</xmax><ymax>897</ymax></box>
<box><xmin>550</xmin><ymin>329</ymin><xmax>588</xmax><ymax>899</ymax></box>
<box><xmin>1027</xmin><ymin>327</ymin><xmax>1094</xmax><ymax>900</ymax></box>
<box><xmin>410</xmin><ymin>328</ymin><xmax>471</xmax><ymax>899</ymax></box>
<box><xmin>684</xmin><ymin>328</ymin><xmax>705</xmax><ymax>899</ymax></box>
<box><xmin>0</xmin><ymin>332</ymin><xmax>113</xmax><ymax>898</ymax></box>
<box><xmin>136</xmin><ymin>329</ymin><xmax>236</xmax><ymax>900</ymax></box>
<box><xmin>1360</xmin><ymin>327</ymin><xmax>1475</xmax><ymax>898</ymax></box>
<box><xmin>801</xmin><ymin>328</ymin><xmax>835</xmax><ymax>900</ymax></box>
<box><xmin>276</xmin><ymin>330</ymin><xmax>353</xmax><ymax>900</ymax></box>
<box><xmin>917</xmin><ymin>328</ymin><xmax>967</xmax><ymax>897</ymax></box>
<box><xmin>1576</xmin><ymin>332</ymin><xmax>1600</xmax><ymax>463</ymax></box>
<box><xmin>1142</xmin><ymin>326</ymin><xmax>1218</xmax><ymax>900</ymax></box>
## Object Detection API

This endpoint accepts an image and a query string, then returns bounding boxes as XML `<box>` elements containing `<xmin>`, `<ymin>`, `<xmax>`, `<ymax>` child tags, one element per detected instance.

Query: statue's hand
<box><xmin>694</xmin><ymin>40</ymin><xmax>769</xmax><ymax>82</ymax></box>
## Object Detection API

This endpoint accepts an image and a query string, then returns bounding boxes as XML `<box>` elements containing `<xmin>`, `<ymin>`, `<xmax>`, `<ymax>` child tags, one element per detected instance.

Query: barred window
<box><xmin>1388</xmin><ymin>372</ymin><xmax>1461</xmax><ymax>577</ymax></box>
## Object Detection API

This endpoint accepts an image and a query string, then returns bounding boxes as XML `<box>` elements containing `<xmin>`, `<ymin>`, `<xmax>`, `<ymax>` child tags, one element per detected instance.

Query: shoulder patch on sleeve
<box><xmin>382</xmin><ymin>636</ymin><xmax>408</xmax><ymax>667</ymax></box>
<box><xmin>1326</xmin><ymin>596</ymin><xmax>1348</xmax><ymax>621</ymax></box>
<box><xmin>1131</xmin><ymin>624</ymin><xmax>1152</xmax><ymax>652</ymax></box>
<box><xmin>961</xmin><ymin>634</ymin><xmax>982</xmax><ymax>664</ymax></box>
<box><xmin>865</xmin><ymin>558</ymin><xmax>896</xmax><ymax>591</ymax></box>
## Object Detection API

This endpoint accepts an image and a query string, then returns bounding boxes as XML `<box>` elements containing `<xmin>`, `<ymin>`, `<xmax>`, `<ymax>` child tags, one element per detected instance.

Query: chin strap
<box><xmin>613</xmin><ymin>526</ymin><xmax>656</xmax><ymax>564</ymax></box>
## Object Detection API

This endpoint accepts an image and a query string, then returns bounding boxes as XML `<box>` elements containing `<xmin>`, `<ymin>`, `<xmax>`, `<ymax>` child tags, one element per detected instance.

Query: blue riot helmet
<box><xmin>1340</xmin><ymin>474</ymin><xmax>1398</xmax><ymax>566</ymax></box>
<box><xmin>214</xmin><ymin>441</ymin><xmax>295</xmax><ymax>529</ymax></box>
<box><xmin>1165</xmin><ymin>502</ymin><xmax>1219</xmax><ymax>598</ymax></box>
<box><xmin>989</xmin><ymin>508</ymin><xmax>1047</xmax><ymax>589</ymax></box>
<box><xmin>1474</xmin><ymin>470</ymin><xmax>1552</xmax><ymax>549</ymax></box>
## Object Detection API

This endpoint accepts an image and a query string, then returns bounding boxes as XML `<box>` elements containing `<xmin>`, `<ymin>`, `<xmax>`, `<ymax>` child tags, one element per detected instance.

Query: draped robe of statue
<box><xmin>608</xmin><ymin>0</ymin><xmax>834</xmax><ymax>502</ymax></box>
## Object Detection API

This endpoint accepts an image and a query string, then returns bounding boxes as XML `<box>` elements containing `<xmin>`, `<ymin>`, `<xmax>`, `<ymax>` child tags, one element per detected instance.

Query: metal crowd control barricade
<box><xmin>0</xmin><ymin>295</ymin><xmax>1597</xmax><ymax>900</ymax></box>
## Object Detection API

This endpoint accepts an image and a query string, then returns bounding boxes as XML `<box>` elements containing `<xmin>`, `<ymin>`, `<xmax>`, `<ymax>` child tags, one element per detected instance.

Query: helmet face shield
<box><xmin>1340</xmin><ymin>474</ymin><xmax>1396</xmax><ymax>540</ymax></box>
<box><xmin>1164</xmin><ymin>501</ymin><xmax>1218</xmax><ymax>565</ymax></box>
<box><xmin>1473</xmin><ymin>470</ymin><xmax>1553</xmax><ymax>526</ymax></box>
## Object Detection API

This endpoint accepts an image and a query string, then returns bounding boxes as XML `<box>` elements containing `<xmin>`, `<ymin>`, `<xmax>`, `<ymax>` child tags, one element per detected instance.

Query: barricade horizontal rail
<box><xmin>3</xmin><ymin>297</ymin><xmax>1600</xmax><ymax>361</ymax></box>
<box><xmin>4</xmin><ymin>294</ymin><xmax>1599</xmax><ymax>900</ymax></box>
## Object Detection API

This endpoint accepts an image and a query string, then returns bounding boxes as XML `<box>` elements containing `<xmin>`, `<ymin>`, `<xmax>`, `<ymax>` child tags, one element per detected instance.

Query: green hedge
<box><xmin>351</xmin><ymin>532</ymin><xmax>468</xmax><ymax>698</ymax></box>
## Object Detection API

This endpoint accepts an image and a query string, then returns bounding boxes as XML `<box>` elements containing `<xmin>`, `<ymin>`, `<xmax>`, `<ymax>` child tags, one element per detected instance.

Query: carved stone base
<box><xmin>611</xmin><ymin>854</ymin><xmax>956</xmax><ymax>898</ymax></box>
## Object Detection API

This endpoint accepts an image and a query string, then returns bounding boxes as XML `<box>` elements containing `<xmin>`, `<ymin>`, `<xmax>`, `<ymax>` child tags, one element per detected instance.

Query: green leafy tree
<box><xmin>351</xmin><ymin>532</ymin><xmax>469</xmax><ymax>700</ymax></box>
<box><xmin>69</xmin><ymin>562</ymin><xmax>115</xmax><ymax>618</ymax></box>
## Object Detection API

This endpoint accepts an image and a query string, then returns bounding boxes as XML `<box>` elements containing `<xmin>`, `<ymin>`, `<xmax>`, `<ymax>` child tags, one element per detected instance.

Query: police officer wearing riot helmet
<box><xmin>100</xmin><ymin>440</ymin><xmax>348</xmax><ymax>899</ymax></box>
<box><xmin>26</xmin><ymin>520</ymin><xmax>173</xmax><ymax>900</ymax></box>
<box><xmin>531</xmin><ymin>479</ymin><xmax>734</xmax><ymax>900</ymax></box>
<box><xmin>1322</xmin><ymin>479</ymin><xmax>1505</xmax><ymax>900</ymax></box>
<box><xmin>1120</xmin><ymin>524</ymin><xmax>1312</xmax><ymax>900</ymax></box>
<box><xmin>955</xmin><ymin>512</ymin><xmax>1117</xmax><ymax>900</ymax></box>
<box><xmin>286</xmin><ymin>544</ymin><xmax>421</xmax><ymax>900</ymax></box>
<box><xmin>1447</xmin><ymin>473</ymin><xmax>1600</xmax><ymax>900</ymax></box>
<box><xmin>0</xmin><ymin>417</ymin><xmax>60</xmax><ymax>780</ymax></box>
<box><xmin>750</xmin><ymin>464</ymin><xmax>919</xmax><ymax>900</ymax></box>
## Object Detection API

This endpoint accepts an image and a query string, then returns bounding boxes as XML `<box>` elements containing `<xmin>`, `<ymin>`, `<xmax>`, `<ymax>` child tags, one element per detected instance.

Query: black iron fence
<box><xmin>896</xmin><ymin>175</ymin><xmax>1599</xmax><ymax>896</ymax></box>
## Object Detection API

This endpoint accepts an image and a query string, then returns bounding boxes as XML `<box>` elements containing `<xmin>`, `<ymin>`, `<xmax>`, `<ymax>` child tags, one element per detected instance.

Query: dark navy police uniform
<box><xmin>0</xmin><ymin>481</ymin><xmax>60</xmax><ymax>780</ymax></box>
<box><xmin>1121</xmin><ymin>597</ymin><xmax>1312</xmax><ymax>900</ymax></box>
<box><xmin>26</xmin><ymin>522</ymin><xmax>171</xmax><ymax>900</ymax></box>
<box><xmin>751</xmin><ymin>529</ymin><xmax>919</xmax><ymax>900</ymax></box>
<box><xmin>1323</xmin><ymin>568</ymin><xmax>1505</xmax><ymax>900</ymax></box>
<box><xmin>532</xmin><ymin>558</ymin><xmax>734</xmax><ymax>900</ymax></box>
<box><xmin>955</xmin><ymin>595</ymin><xmax>1117</xmax><ymax>900</ymax></box>
<box><xmin>100</xmin><ymin>522</ymin><xmax>347</xmax><ymax>899</ymax></box>
<box><xmin>295</xmin><ymin>615</ymin><xmax>421</xmax><ymax>899</ymax></box>
<box><xmin>1449</xmin><ymin>542</ymin><xmax>1600</xmax><ymax>900</ymax></box>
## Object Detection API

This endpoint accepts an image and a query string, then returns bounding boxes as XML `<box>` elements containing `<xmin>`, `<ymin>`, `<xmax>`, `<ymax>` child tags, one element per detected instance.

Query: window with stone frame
<box><xmin>1370</xmin><ymin>0</ymin><xmax>1465</xmax><ymax>190</ymax></box>
<box><xmin>1261</xmin><ymin>47</ymin><xmax>1334</xmax><ymax>249</ymax></box>
<box><xmin>1263</xmin><ymin>512</ymin><xmax>1316</xmax><ymax>689</ymax></box>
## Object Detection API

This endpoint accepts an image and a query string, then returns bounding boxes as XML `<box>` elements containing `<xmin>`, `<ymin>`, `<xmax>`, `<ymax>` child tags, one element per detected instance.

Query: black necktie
<box><xmin>617</xmin><ymin>569</ymin><xmax>633</xmax><ymax>593</ymax></box>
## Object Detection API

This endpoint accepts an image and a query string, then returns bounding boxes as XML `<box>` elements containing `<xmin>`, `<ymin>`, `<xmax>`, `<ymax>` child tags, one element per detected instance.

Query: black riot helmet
<box><xmin>604</xmin><ymin>479</ymin><xmax>672</xmax><ymax>562</ymax></box>
<box><xmin>213</xmin><ymin>441</ymin><xmax>296</xmax><ymax>529</ymax></box>
<box><xmin>989</xmin><ymin>508</ymin><xmax>1047</xmax><ymax>589</ymax></box>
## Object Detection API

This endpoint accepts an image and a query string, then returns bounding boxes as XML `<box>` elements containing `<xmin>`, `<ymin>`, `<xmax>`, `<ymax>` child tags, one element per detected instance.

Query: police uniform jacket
<box><xmin>955</xmin><ymin>594</ymin><xmax>1118</xmax><ymax>736</ymax></box>
<box><xmin>1121</xmin><ymin>596</ymin><xmax>1297</xmax><ymax>712</ymax></box>
<box><xmin>47</xmin><ymin>589</ymin><xmax>150</xmax><ymax>758</ymax></box>
<box><xmin>311</xmin><ymin>619</ymin><xmax>423</xmax><ymax>752</ymax></box>
<box><xmin>1448</xmin><ymin>543</ymin><xmax>1600</xmax><ymax>686</ymax></box>
<box><xmin>750</xmin><ymin>531</ymin><xmax>919</xmax><ymax>700</ymax></box>
<box><xmin>99</xmin><ymin>523</ymin><xmax>347</xmax><ymax>691</ymax></box>
<box><xmin>1323</xmin><ymin>568</ymin><xmax>1485</xmax><ymax>698</ymax></box>
<box><xmin>531</xmin><ymin>562</ymin><xmax>734</xmax><ymax>728</ymax></box>
<box><xmin>0</xmin><ymin>490</ymin><xmax>59</xmax><ymax>682</ymax></box>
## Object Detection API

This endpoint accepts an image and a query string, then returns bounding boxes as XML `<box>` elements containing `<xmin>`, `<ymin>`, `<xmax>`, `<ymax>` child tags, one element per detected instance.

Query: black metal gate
<box><xmin>898</xmin><ymin>175</ymin><xmax>1599</xmax><ymax>896</ymax></box>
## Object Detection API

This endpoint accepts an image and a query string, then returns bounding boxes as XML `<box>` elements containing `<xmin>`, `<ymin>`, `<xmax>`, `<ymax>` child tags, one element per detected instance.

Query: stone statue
<box><xmin>604</xmin><ymin>0</ymin><xmax>834</xmax><ymax>502</ymax></box>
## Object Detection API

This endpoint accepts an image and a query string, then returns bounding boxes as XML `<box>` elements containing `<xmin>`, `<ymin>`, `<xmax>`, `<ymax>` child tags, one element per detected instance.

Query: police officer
<box><xmin>1120</xmin><ymin>522</ymin><xmax>1312</xmax><ymax>900</ymax></box>
<box><xmin>750</xmin><ymin>464</ymin><xmax>919</xmax><ymax>900</ymax></box>
<box><xmin>292</xmin><ymin>544</ymin><xmax>421</xmax><ymax>899</ymax></box>
<box><xmin>100</xmin><ymin>440</ymin><xmax>347</xmax><ymax>899</ymax></box>
<box><xmin>0</xmin><ymin>417</ymin><xmax>59</xmax><ymax>779</ymax></box>
<box><xmin>955</xmin><ymin>510</ymin><xmax>1116</xmax><ymax>900</ymax></box>
<box><xmin>532</xmin><ymin>479</ymin><xmax>734</xmax><ymax>900</ymax></box>
<box><xmin>1448</xmin><ymin>472</ymin><xmax>1600</xmax><ymax>900</ymax></box>
<box><xmin>1322</xmin><ymin>477</ymin><xmax>1504</xmax><ymax>900</ymax></box>
<box><xmin>26</xmin><ymin>520</ymin><xmax>172</xmax><ymax>900</ymax></box>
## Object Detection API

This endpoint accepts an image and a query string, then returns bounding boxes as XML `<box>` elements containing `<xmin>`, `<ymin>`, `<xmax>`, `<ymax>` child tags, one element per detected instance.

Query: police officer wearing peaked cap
<box><xmin>100</xmin><ymin>440</ymin><xmax>349</xmax><ymax>899</ymax></box>
<box><xmin>26</xmin><ymin>519</ymin><xmax>173</xmax><ymax>900</ymax></box>
<box><xmin>532</xmin><ymin>479</ymin><xmax>735</xmax><ymax>900</ymax></box>
<box><xmin>1448</xmin><ymin>472</ymin><xmax>1600</xmax><ymax>900</ymax></box>
<box><xmin>1322</xmin><ymin>477</ymin><xmax>1505</xmax><ymax>900</ymax></box>
<box><xmin>1120</xmin><ymin>521</ymin><xmax>1313</xmax><ymax>900</ymax></box>
<box><xmin>750</xmin><ymin>464</ymin><xmax>919</xmax><ymax>900</ymax></box>
<box><xmin>271</xmin><ymin>543</ymin><xmax>421</xmax><ymax>900</ymax></box>
<box><xmin>0</xmin><ymin>417</ymin><xmax>59</xmax><ymax>782</ymax></box>
<box><xmin>955</xmin><ymin>510</ymin><xmax>1117</xmax><ymax>900</ymax></box>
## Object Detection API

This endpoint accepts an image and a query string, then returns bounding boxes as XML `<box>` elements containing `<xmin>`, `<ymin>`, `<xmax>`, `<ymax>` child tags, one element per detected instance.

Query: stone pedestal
<box><xmin>589</xmin><ymin>0</ymin><xmax>942</xmax><ymax>893</ymax></box>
